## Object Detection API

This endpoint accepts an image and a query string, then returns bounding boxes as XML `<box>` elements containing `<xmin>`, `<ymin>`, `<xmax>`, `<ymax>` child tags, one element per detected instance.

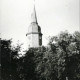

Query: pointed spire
<box><xmin>31</xmin><ymin>0</ymin><xmax>37</xmax><ymax>23</ymax></box>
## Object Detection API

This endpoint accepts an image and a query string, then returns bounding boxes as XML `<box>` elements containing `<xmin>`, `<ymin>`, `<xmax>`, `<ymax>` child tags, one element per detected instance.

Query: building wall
<box><xmin>32</xmin><ymin>34</ymin><xmax>39</xmax><ymax>47</ymax></box>
<box><xmin>27</xmin><ymin>33</ymin><xmax>40</xmax><ymax>48</ymax></box>
<box><xmin>27</xmin><ymin>34</ymin><xmax>32</xmax><ymax>48</ymax></box>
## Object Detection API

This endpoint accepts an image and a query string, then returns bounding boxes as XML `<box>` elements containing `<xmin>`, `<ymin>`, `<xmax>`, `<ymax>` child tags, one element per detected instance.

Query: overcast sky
<box><xmin>0</xmin><ymin>0</ymin><xmax>80</xmax><ymax>49</ymax></box>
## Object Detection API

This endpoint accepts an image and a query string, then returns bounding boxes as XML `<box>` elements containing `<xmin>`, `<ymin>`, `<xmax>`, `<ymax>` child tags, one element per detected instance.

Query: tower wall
<box><xmin>26</xmin><ymin>0</ymin><xmax>42</xmax><ymax>48</ymax></box>
<box><xmin>27</xmin><ymin>33</ymin><xmax>41</xmax><ymax>48</ymax></box>
<box><xmin>32</xmin><ymin>34</ymin><xmax>39</xmax><ymax>47</ymax></box>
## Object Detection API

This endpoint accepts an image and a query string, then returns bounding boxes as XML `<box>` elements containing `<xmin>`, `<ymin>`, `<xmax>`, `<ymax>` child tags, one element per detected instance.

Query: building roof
<box><xmin>27</xmin><ymin>1</ymin><xmax>42</xmax><ymax>35</ymax></box>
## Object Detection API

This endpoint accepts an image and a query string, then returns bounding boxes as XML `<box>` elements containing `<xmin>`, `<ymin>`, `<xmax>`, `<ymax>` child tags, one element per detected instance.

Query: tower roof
<box><xmin>26</xmin><ymin>0</ymin><xmax>42</xmax><ymax>36</ymax></box>
<box><xmin>31</xmin><ymin>1</ymin><xmax>37</xmax><ymax>23</ymax></box>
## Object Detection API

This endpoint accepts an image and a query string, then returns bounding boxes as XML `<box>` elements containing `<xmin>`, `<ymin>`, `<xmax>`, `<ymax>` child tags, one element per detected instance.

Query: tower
<box><xmin>26</xmin><ymin>1</ymin><xmax>42</xmax><ymax>48</ymax></box>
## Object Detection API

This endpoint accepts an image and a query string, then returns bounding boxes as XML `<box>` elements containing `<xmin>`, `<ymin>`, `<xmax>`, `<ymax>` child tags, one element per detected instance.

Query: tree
<box><xmin>48</xmin><ymin>31</ymin><xmax>80</xmax><ymax>80</ymax></box>
<box><xmin>33</xmin><ymin>47</ymin><xmax>58</xmax><ymax>80</ymax></box>
<box><xmin>1</xmin><ymin>39</ymin><xmax>20</xmax><ymax>80</ymax></box>
<box><xmin>1</xmin><ymin>31</ymin><xmax>80</xmax><ymax>80</ymax></box>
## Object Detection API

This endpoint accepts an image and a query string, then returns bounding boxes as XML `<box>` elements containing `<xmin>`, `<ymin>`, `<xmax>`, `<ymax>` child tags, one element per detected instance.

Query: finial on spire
<box><xmin>31</xmin><ymin>0</ymin><xmax>37</xmax><ymax>23</ymax></box>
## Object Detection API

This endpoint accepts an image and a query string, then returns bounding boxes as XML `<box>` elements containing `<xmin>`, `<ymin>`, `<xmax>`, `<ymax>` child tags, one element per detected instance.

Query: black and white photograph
<box><xmin>0</xmin><ymin>0</ymin><xmax>80</xmax><ymax>80</ymax></box>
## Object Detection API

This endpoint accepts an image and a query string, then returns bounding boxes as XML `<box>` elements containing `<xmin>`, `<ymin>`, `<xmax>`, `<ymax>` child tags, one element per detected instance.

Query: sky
<box><xmin>0</xmin><ymin>0</ymin><xmax>80</xmax><ymax>50</ymax></box>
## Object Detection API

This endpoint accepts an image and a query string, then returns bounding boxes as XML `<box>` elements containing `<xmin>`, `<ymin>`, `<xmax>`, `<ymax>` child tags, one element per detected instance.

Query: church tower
<box><xmin>26</xmin><ymin>0</ymin><xmax>42</xmax><ymax>48</ymax></box>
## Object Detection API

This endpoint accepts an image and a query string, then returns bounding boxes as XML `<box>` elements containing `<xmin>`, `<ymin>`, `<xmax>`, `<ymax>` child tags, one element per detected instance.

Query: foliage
<box><xmin>48</xmin><ymin>31</ymin><xmax>80</xmax><ymax>80</ymax></box>
<box><xmin>1</xmin><ymin>31</ymin><xmax>80</xmax><ymax>80</ymax></box>
<box><xmin>1</xmin><ymin>39</ymin><xmax>20</xmax><ymax>80</ymax></box>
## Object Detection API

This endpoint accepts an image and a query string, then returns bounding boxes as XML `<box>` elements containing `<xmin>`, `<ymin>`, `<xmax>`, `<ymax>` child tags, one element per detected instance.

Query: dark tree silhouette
<box><xmin>1</xmin><ymin>31</ymin><xmax>80</xmax><ymax>80</ymax></box>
